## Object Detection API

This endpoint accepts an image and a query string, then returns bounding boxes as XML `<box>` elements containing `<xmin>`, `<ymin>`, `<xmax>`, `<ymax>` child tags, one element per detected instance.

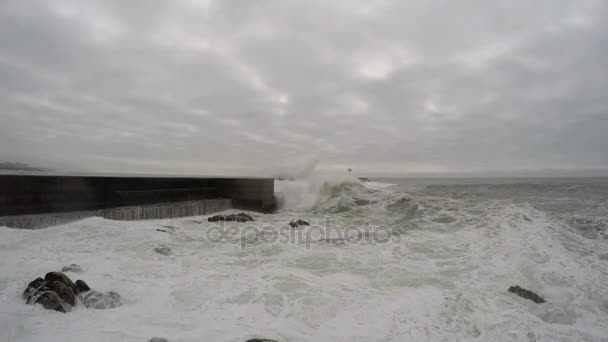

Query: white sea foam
<box><xmin>1</xmin><ymin>180</ymin><xmax>608</xmax><ymax>342</ymax></box>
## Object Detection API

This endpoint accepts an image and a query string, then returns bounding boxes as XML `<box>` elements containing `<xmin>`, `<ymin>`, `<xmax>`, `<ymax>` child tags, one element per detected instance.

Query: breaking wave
<box><xmin>2</xmin><ymin>177</ymin><xmax>608</xmax><ymax>341</ymax></box>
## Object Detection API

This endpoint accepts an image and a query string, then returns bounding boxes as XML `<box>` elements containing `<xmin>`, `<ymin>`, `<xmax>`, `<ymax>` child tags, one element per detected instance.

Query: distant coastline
<box><xmin>0</xmin><ymin>162</ymin><xmax>47</xmax><ymax>172</ymax></box>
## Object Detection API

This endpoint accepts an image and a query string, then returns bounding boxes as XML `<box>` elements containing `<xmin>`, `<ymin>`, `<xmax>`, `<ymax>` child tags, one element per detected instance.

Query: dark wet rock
<box><xmin>154</xmin><ymin>245</ymin><xmax>173</xmax><ymax>256</ymax></box>
<box><xmin>24</xmin><ymin>272</ymin><xmax>118</xmax><ymax>312</ymax></box>
<box><xmin>62</xmin><ymin>264</ymin><xmax>84</xmax><ymax>273</ymax></box>
<box><xmin>44</xmin><ymin>272</ymin><xmax>79</xmax><ymax>294</ymax></box>
<box><xmin>23</xmin><ymin>277</ymin><xmax>45</xmax><ymax>301</ymax></box>
<box><xmin>81</xmin><ymin>290</ymin><xmax>122</xmax><ymax>309</ymax></box>
<box><xmin>148</xmin><ymin>338</ymin><xmax>169</xmax><ymax>342</ymax></box>
<box><xmin>35</xmin><ymin>291</ymin><xmax>68</xmax><ymax>313</ymax></box>
<box><xmin>208</xmin><ymin>213</ymin><xmax>254</xmax><ymax>223</ymax></box>
<box><xmin>508</xmin><ymin>285</ymin><xmax>546</xmax><ymax>303</ymax></box>
<box><xmin>289</xmin><ymin>219</ymin><xmax>310</xmax><ymax>228</ymax></box>
<box><xmin>354</xmin><ymin>199</ymin><xmax>370</xmax><ymax>206</ymax></box>
<box><xmin>75</xmin><ymin>279</ymin><xmax>91</xmax><ymax>293</ymax></box>
<box><xmin>246</xmin><ymin>339</ymin><xmax>279</xmax><ymax>342</ymax></box>
<box><xmin>47</xmin><ymin>280</ymin><xmax>76</xmax><ymax>306</ymax></box>
<box><xmin>24</xmin><ymin>273</ymin><xmax>78</xmax><ymax>311</ymax></box>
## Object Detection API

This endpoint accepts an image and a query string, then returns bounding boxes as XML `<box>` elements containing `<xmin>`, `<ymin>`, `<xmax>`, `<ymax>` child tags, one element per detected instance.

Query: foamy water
<box><xmin>1</xmin><ymin>178</ymin><xmax>608</xmax><ymax>341</ymax></box>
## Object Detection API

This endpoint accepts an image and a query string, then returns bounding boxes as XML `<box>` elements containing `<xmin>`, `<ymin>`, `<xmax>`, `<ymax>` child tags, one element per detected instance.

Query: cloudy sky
<box><xmin>1</xmin><ymin>0</ymin><xmax>607</xmax><ymax>177</ymax></box>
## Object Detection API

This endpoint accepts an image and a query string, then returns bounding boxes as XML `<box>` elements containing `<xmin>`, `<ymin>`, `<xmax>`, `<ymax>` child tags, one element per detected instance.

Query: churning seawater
<box><xmin>1</xmin><ymin>177</ymin><xmax>607</xmax><ymax>341</ymax></box>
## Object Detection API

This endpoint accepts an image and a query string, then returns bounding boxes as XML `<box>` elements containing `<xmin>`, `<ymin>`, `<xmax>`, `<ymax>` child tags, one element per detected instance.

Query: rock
<box><xmin>246</xmin><ymin>339</ymin><xmax>279</xmax><ymax>342</ymax></box>
<box><xmin>23</xmin><ymin>277</ymin><xmax>45</xmax><ymax>301</ymax></box>
<box><xmin>289</xmin><ymin>219</ymin><xmax>310</xmax><ymax>228</ymax></box>
<box><xmin>44</xmin><ymin>272</ymin><xmax>79</xmax><ymax>294</ymax></box>
<box><xmin>47</xmin><ymin>280</ymin><xmax>76</xmax><ymax>306</ymax></box>
<box><xmin>148</xmin><ymin>338</ymin><xmax>169</xmax><ymax>342</ymax></box>
<box><xmin>81</xmin><ymin>290</ymin><xmax>122</xmax><ymax>309</ymax></box>
<box><xmin>237</xmin><ymin>213</ymin><xmax>254</xmax><ymax>221</ymax></box>
<box><xmin>75</xmin><ymin>280</ymin><xmax>91</xmax><ymax>293</ymax></box>
<box><xmin>23</xmin><ymin>272</ymin><xmax>118</xmax><ymax>313</ymax></box>
<box><xmin>62</xmin><ymin>264</ymin><xmax>83</xmax><ymax>273</ymax></box>
<box><xmin>35</xmin><ymin>291</ymin><xmax>68</xmax><ymax>313</ymax></box>
<box><xmin>154</xmin><ymin>245</ymin><xmax>173</xmax><ymax>256</ymax></box>
<box><xmin>208</xmin><ymin>213</ymin><xmax>254</xmax><ymax>223</ymax></box>
<box><xmin>508</xmin><ymin>285</ymin><xmax>546</xmax><ymax>304</ymax></box>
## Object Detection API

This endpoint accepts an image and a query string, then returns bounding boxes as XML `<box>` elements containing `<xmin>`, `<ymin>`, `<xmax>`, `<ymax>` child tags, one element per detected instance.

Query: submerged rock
<box><xmin>289</xmin><ymin>219</ymin><xmax>310</xmax><ymax>228</ymax></box>
<box><xmin>208</xmin><ymin>213</ymin><xmax>254</xmax><ymax>223</ymax></box>
<box><xmin>154</xmin><ymin>245</ymin><xmax>173</xmax><ymax>256</ymax></box>
<box><xmin>81</xmin><ymin>290</ymin><xmax>122</xmax><ymax>309</ymax></box>
<box><xmin>354</xmin><ymin>199</ymin><xmax>370</xmax><ymax>206</ymax></box>
<box><xmin>508</xmin><ymin>285</ymin><xmax>546</xmax><ymax>303</ymax></box>
<box><xmin>62</xmin><ymin>264</ymin><xmax>84</xmax><ymax>273</ymax></box>
<box><xmin>432</xmin><ymin>214</ymin><xmax>456</xmax><ymax>224</ymax></box>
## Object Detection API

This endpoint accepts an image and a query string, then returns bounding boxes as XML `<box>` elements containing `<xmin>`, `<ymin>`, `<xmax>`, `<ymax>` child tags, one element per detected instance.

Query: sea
<box><xmin>1</xmin><ymin>176</ymin><xmax>607</xmax><ymax>341</ymax></box>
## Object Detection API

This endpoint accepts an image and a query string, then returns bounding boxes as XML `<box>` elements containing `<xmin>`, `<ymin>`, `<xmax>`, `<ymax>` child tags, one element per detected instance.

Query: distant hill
<box><xmin>0</xmin><ymin>162</ymin><xmax>47</xmax><ymax>172</ymax></box>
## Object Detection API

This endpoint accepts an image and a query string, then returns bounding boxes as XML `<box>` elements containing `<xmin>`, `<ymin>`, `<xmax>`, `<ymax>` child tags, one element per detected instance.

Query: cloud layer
<box><xmin>1</xmin><ymin>0</ymin><xmax>607</xmax><ymax>176</ymax></box>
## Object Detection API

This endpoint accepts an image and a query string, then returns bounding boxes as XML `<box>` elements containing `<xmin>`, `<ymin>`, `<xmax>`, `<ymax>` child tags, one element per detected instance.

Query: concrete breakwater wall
<box><xmin>0</xmin><ymin>199</ymin><xmax>232</xmax><ymax>229</ymax></box>
<box><xmin>0</xmin><ymin>174</ymin><xmax>275</xmax><ymax>229</ymax></box>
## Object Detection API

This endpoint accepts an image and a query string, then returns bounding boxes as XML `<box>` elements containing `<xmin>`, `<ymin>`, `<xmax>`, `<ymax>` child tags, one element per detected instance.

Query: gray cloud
<box><xmin>1</xmin><ymin>0</ymin><xmax>607</xmax><ymax>176</ymax></box>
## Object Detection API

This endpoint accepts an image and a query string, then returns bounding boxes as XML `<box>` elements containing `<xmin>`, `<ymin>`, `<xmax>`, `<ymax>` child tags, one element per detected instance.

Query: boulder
<box><xmin>47</xmin><ymin>280</ymin><xmax>76</xmax><ymax>306</ymax></box>
<box><xmin>35</xmin><ymin>291</ymin><xmax>68</xmax><ymax>313</ymax></box>
<box><xmin>24</xmin><ymin>272</ymin><xmax>120</xmax><ymax>313</ymax></box>
<box><xmin>208</xmin><ymin>213</ymin><xmax>254</xmax><ymax>223</ymax></box>
<box><xmin>24</xmin><ymin>273</ymin><xmax>80</xmax><ymax>312</ymax></box>
<box><xmin>81</xmin><ymin>290</ymin><xmax>122</xmax><ymax>309</ymax></box>
<box><xmin>289</xmin><ymin>219</ymin><xmax>310</xmax><ymax>228</ymax></box>
<box><xmin>44</xmin><ymin>272</ymin><xmax>79</xmax><ymax>294</ymax></box>
<box><xmin>75</xmin><ymin>279</ymin><xmax>91</xmax><ymax>293</ymax></box>
<box><xmin>508</xmin><ymin>285</ymin><xmax>546</xmax><ymax>303</ymax></box>
<box><xmin>154</xmin><ymin>245</ymin><xmax>173</xmax><ymax>256</ymax></box>
<box><xmin>62</xmin><ymin>264</ymin><xmax>84</xmax><ymax>273</ymax></box>
<box><xmin>23</xmin><ymin>277</ymin><xmax>45</xmax><ymax>301</ymax></box>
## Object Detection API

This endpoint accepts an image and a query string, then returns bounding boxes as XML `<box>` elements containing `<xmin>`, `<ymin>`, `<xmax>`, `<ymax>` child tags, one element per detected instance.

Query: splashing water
<box><xmin>1</xmin><ymin>177</ymin><xmax>608</xmax><ymax>341</ymax></box>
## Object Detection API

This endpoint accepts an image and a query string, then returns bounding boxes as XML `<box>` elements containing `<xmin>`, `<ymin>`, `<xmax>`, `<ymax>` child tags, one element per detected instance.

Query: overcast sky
<box><xmin>1</xmin><ymin>0</ymin><xmax>607</xmax><ymax>177</ymax></box>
